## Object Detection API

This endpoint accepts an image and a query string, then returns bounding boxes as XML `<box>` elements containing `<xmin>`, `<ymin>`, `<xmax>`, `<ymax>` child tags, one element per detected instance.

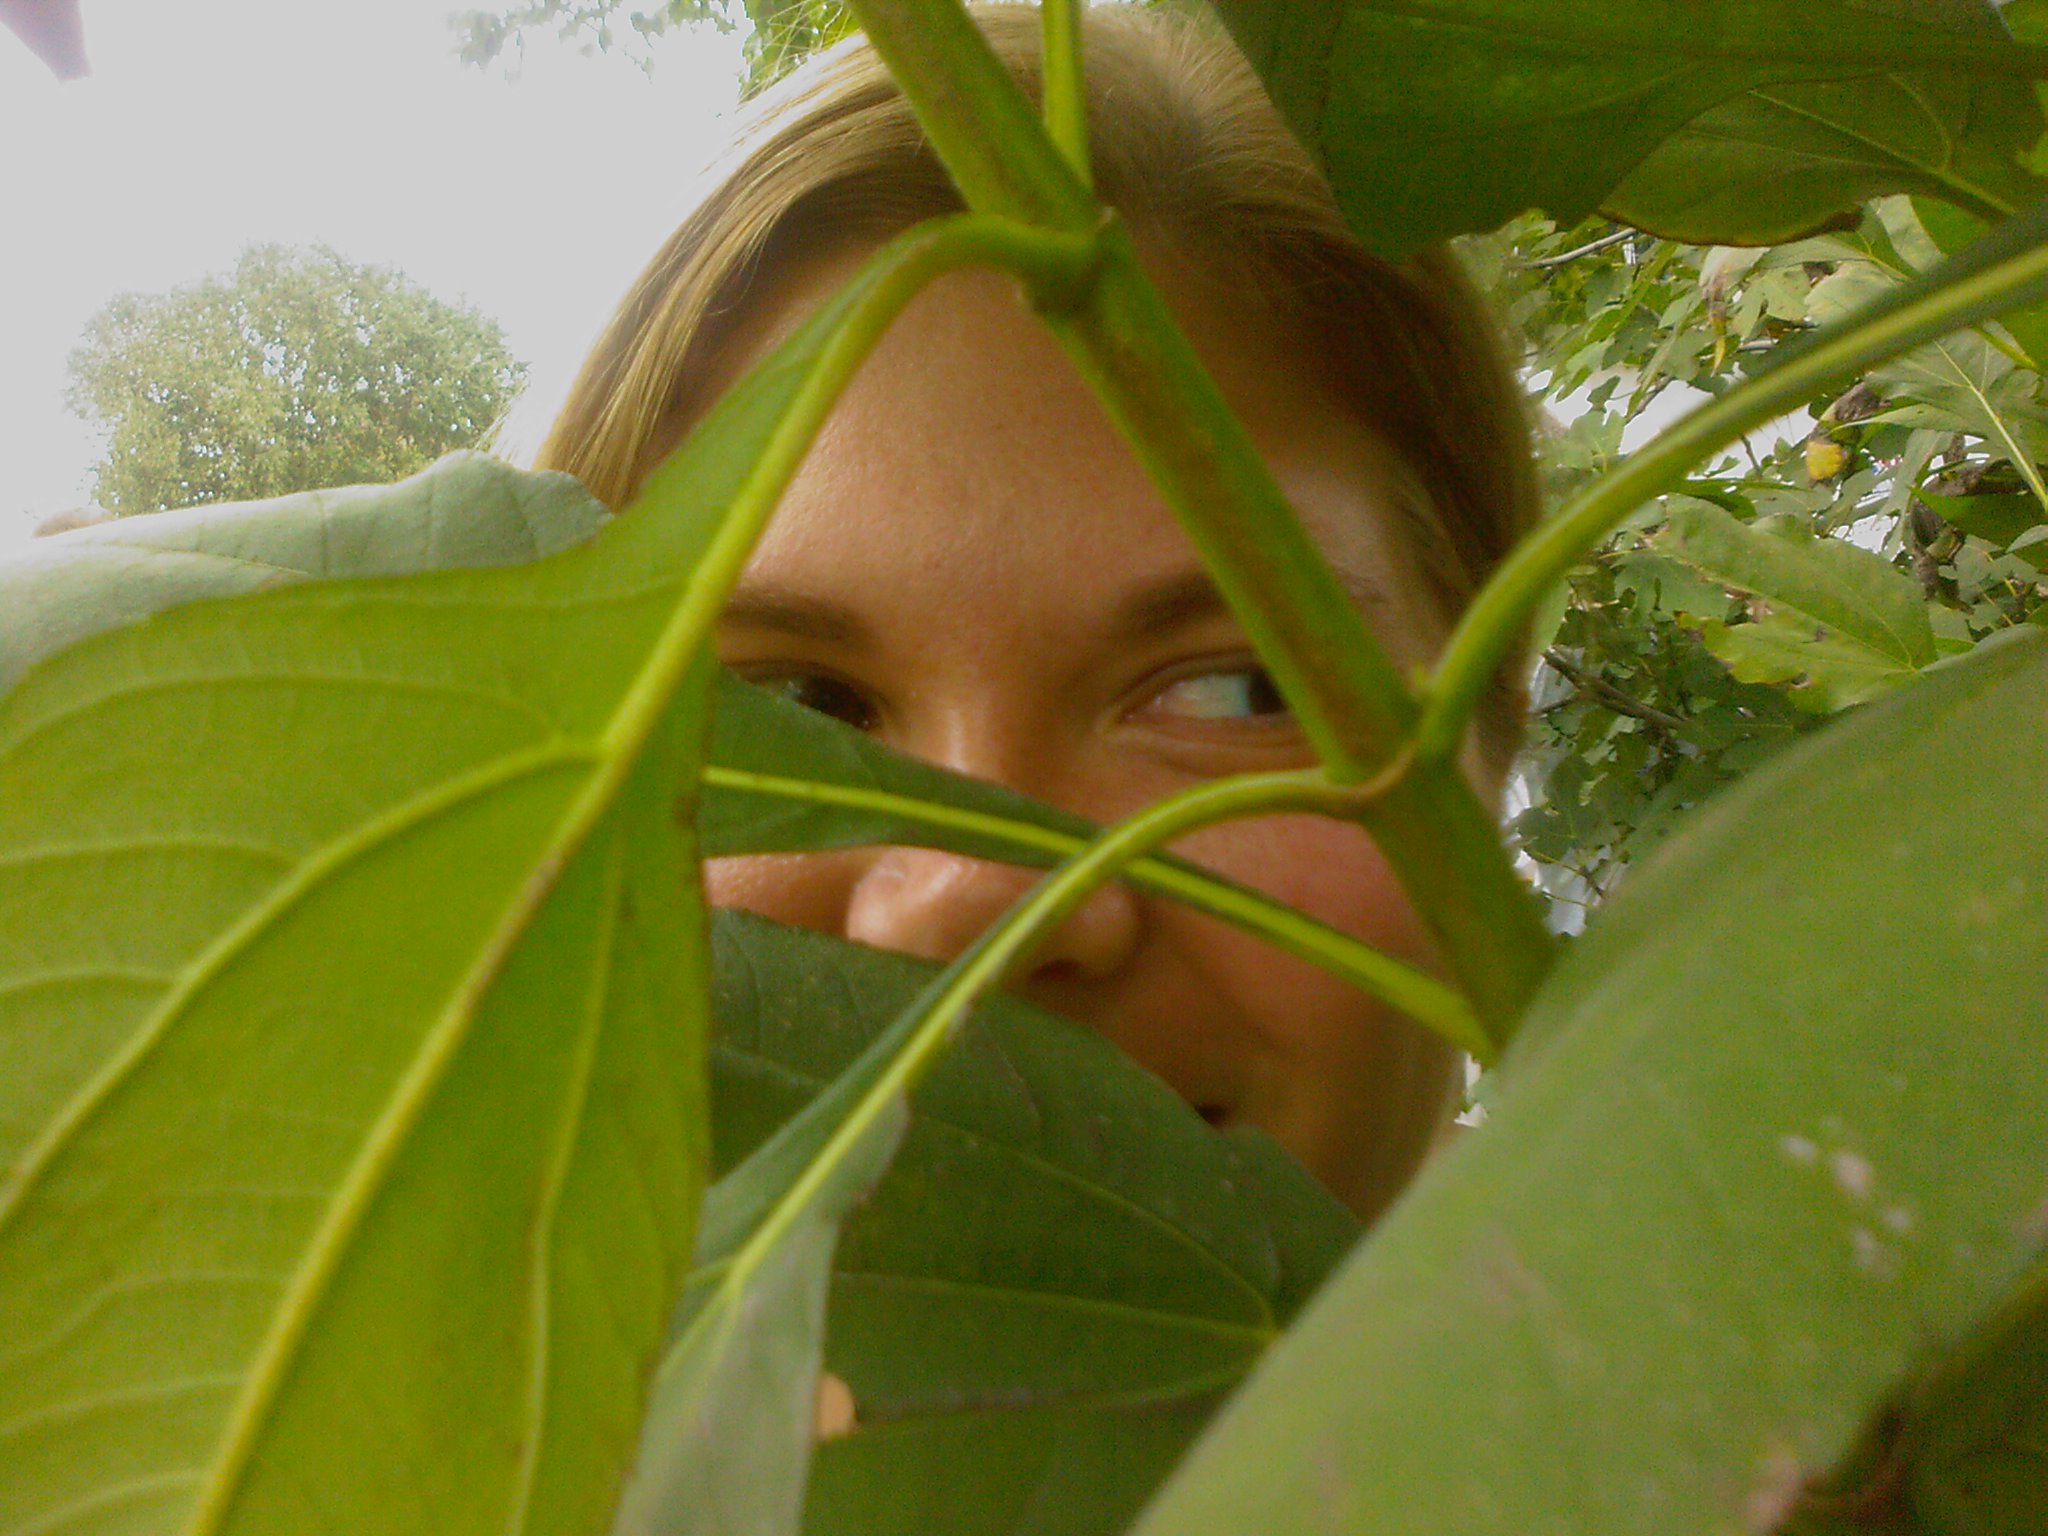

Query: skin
<box><xmin>676</xmin><ymin>237</ymin><xmax>1483</xmax><ymax>1224</ymax></box>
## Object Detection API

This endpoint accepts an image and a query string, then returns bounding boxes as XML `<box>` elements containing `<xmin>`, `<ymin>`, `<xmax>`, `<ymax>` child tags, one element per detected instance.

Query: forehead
<box><xmin>694</xmin><ymin>238</ymin><xmax>1448</xmax><ymax>663</ymax></box>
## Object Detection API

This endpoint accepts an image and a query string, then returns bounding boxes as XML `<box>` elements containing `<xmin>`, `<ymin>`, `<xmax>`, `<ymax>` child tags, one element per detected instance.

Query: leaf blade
<box><xmin>1134</xmin><ymin>629</ymin><xmax>2048</xmax><ymax>1535</ymax></box>
<box><xmin>1652</xmin><ymin>501</ymin><xmax>1936</xmax><ymax>708</ymax></box>
<box><xmin>1201</xmin><ymin>0</ymin><xmax>2048</xmax><ymax>256</ymax></box>
<box><xmin>0</xmin><ymin>199</ymin><xmax>977</xmax><ymax>1527</ymax></box>
<box><xmin>623</xmin><ymin>914</ymin><xmax>1359</xmax><ymax>1536</ymax></box>
<box><xmin>1605</xmin><ymin>0</ymin><xmax>2047</xmax><ymax>240</ymax></box>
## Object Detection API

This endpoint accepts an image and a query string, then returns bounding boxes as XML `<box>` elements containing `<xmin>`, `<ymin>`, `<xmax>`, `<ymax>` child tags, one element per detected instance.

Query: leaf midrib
<box><xmin>502</xmin><ymin>824</ymin><xmax>624</xmax><ymax>1536</ymax></box>
<box><xmin>711</xmin><ymin>1041</ymin><xmax>1276</xmax><ymax>1330</ymax></box>
<box><xmin>171</xmin><ymin>740</ymin><xmax>610</xmax><ymax>1534</ymax></box>
<box><xmin>832</xmin><ymin>1268</ymin><xmax>1275</xmax><ymax>1348</ymax></box>
<box><xmin>0</xmin><ymin>669</ymin><xmax>563</xmax><ymax>760</ymax></box>
<box><xmin>0</xmin><ymin>737</ymin><xmax>598</xmax><ymax>1536</ymax></box>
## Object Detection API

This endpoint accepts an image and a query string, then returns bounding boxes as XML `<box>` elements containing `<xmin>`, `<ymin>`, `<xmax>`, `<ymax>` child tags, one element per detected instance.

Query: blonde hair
<box><xmin>537</xmin><ymin>3</ymin><xmax>1538</xmax><ymax>766</ymax></box>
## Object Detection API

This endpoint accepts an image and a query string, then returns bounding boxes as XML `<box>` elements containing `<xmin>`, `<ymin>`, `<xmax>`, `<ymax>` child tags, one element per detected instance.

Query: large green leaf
<box><xmin>1604</xmin><ymin>0</ymin><xmax>2046</xmax><ymax>242</ymax></box>
<box><xmin>1198</xmin><ymin>0</ymin><xmax>2048</xmax><ymax>257</ymax></box>
<box><xmin>1654</xmin><ymin>500</ymin><xmax>1937</xmax><ymax>710</ymax></box>
<box><xmin>1133</xmin><ymin>628</ymin><xmax>2047</xmax><ymax>1534</ymax></box>
<box><xmin>0</xmin><ymin>536</ymin><xmax>712</xmax><ymax>1536</ymax></box>
<box><xmin>672</xmin><ymin>913</ymin><xmax>1357</xmax><ymax>1536</ymax></box>
<box><xmin>0</xmin><ymin>452</ymin><xmax>609</xmax><ymax>693</ymax></box>
<box><xmin>0</xmin><ymin>206</ymin><xmax>940</xmax><ymax>1529</ymax></box>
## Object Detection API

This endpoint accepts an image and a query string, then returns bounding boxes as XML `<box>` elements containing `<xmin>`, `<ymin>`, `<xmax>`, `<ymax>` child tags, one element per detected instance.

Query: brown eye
<box><xmin>755</xmin><ymin>671</ymin><xmax>880</xmax><ymax>732</ymax></box>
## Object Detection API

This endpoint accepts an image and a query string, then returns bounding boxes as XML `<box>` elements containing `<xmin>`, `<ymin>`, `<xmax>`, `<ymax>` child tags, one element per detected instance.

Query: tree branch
<box><xmin>1521</xmin><ymin>229</ymin><xmax>1636</xmax><ymax>270</ymax></box>
<box><xmin>1541</xmin><ymin>648</ymin><xmax>1690</xmax><ymax>738</ymax></box>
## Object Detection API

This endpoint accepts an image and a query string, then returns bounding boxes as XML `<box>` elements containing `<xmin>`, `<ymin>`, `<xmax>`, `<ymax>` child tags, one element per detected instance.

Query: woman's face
<box><xmin>689</xmin><ymin>240</ymin><xmax>1471</xmax><ymax>1221</ymax></box>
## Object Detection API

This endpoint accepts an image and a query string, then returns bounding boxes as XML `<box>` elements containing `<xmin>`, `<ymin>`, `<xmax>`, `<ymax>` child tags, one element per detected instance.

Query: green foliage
<box><xmin>1474</xmin><ymin>196</ymin><xmax>2048</xmax><ymax>901</ymax></box>
<box><xmin>0</xmin><ymin>452</ymin><xmax>606</xmax><ymax>693</ymax></box>
<box><xmin>5</xmin><ymin>3</ymin><xmax>2047</xmax><ymax>1535</ymax></box>
<box><xmin>703</xmin><ymin>672</ymin><xmax>1480</xmax><ymax>1041</ymax></box>
<box><xmin>455</xmin><ymin>0</ymin><xmax>854</xmax><ymax>93</ymax></box>
<box><xmin>446</xmin><ymin>0</ymin><xmax>2048</xmax><ymax>898</ymax></box>
<box><xmin>1199</xmin><ymin>0</ymin><xmax>2048</xmax><ymax>259</ymax></box>
<box><xmin>1602</xmin><ymin>0</ymin><xmax>2046</xmax><ymax>241</ymax></box>
<box><xmin>1656</xmin><ymin>500</ymin><xmax>1936</xmax><ymax>709</ymax></box>
<box><xmin>65</xmin><ymin>244</ymin><xmax>527</xmax><ymax>515</ymax></box>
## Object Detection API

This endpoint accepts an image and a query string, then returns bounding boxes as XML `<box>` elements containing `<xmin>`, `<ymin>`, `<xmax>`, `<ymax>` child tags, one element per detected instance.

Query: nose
<box><xmin>844</xmin><ymin>844</ymin><xmax>1141</xmax><ymax>983</ymax></box>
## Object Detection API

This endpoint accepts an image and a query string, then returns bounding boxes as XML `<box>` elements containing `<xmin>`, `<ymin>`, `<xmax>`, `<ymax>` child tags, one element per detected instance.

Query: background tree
<box><xmin>66</xmin><ymin>243</ymin><xmax>528</xmax><ymax>515</ymax></box>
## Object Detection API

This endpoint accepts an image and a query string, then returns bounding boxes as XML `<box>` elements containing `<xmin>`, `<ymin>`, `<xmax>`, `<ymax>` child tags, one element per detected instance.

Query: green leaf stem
<box><xmin>703</xmin><ymin>676</ymin><xmax>1481</xmax><ymax>1050</ymax></box>
<box><xmin>847</xmin><ymin>0</ymin><xmax>1556</xmax><ymax>1037</ymax></box>
<box><xmin>0</xmin><ymin>476</ymin><xmax>1478</xmax><ymax>1056</ymax></box>
<box><xmin>1039</xmin><ymin>0</ymin><xmax>1089</xmax><ymax>190</ymax></box>
<box><xmin>617</xmin><ymin>757</ymin><xmax>1423</xmax><ymax>1534</ymax></box>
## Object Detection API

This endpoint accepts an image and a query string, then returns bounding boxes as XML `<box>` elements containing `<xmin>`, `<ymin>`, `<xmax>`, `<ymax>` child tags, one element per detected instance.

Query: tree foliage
<box><xmin>3</xmin><ymin>3</ymin><xmax>2045</xmax><ymax>1536</ymax></box>
<box><xmin>455</xmin><ymin>0</ymin><xmax>853</xmax><ymax>94</ymax></box>
<box><xmin>1470</xmin><ymin>197</ymin><xmax>2048</xmax><ymax>906</ymax></box>
<box><xmin>66</xmin><ymin>243</ymin><xmax>527</xmax><ymax>515</ymax></box>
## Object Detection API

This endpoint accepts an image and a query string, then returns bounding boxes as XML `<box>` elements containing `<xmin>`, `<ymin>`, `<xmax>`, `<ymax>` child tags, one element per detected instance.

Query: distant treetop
<box><xmin>66</xmin><ymin>243</ymin><xmax>528</xmax><ymax>516</ymax></box>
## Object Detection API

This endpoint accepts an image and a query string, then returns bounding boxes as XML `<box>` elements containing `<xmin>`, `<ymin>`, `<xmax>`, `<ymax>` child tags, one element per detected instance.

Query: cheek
<box><xmin>703</xmin><ymin>852</ymin><xmax>857</xmax><ymax>931</ymax></box>
<box><xmin>1171</xmin><ymin>813</ymin><xmax>1434</xmax><ymax>966</ymax></box>
<box><xmin>1159</xmin><ymin>813</ymin><xmax>1459</xmax><ymax>1219</ymax></box>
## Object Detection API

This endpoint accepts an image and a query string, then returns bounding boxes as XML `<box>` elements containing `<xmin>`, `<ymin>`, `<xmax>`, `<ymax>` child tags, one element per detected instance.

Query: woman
<box><xmin>537</xmin><ymin>4</ymin><xmax>1538</xmax><ymax>1226</ymax></box>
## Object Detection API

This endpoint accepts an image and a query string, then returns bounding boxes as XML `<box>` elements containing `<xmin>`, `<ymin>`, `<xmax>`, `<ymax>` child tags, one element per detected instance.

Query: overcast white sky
<box><xmin>0</xmin><ymin>0</ymin><xmax>750</xmax><ymax>548</ymax></box>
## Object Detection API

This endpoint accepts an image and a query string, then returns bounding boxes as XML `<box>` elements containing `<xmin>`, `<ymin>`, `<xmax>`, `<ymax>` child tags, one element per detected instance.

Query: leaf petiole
<box><xmin>1040</xmin><ymin>0</ymin><xmax>1089</xmax><ymax>191</ymax></box>
<box><xmin>699</xmin><ymin>762</ymin><xmax>1482</xmax><ymax>1048</ymax></box>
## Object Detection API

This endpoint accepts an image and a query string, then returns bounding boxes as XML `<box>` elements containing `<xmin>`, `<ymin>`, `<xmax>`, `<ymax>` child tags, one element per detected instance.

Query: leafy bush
<box><xmin>1</xmin><ymin>3</ymin><xmax>2042</xmax><ymax>1534</ymax></box>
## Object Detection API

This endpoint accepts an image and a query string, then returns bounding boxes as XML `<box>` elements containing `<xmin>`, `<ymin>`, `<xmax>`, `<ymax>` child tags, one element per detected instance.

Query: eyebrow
<box><xmin>719</xmin><ymin>566</ymin><xmax>1390</xmax><ymax>650</ymax></box>
<box><xmin>720</xmin><ymin>584</ymin><xmax>875</xmax><ymax>648</ymax></box>
<box><xmin>1111</xmin><ymin>566</ymin><xmax>1389</xmax><ymax>645</ymax></box>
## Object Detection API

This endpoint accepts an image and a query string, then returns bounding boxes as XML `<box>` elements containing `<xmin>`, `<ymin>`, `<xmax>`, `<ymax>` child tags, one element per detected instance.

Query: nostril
<box><xmin>1196</xmin><ymin>1104</ymin><xmax>1227</xmax><ymax>1127</ymax></box>
<box><xmin>1028</xmin><ymin>956</ymin><xmax>1088</xmax><ymax>987</ymax></box>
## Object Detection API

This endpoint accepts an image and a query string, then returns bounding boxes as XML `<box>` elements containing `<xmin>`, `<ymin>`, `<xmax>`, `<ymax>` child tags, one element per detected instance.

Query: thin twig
<box><xmin>1522</xmin><ymin>229</ymin><xmax>1636</xmax><ymax>270</ymax></box>
<box><xmin>1541</xmin><ymin>649</ymin><xmax>1691</xmax><ymax>738</ymax></box>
